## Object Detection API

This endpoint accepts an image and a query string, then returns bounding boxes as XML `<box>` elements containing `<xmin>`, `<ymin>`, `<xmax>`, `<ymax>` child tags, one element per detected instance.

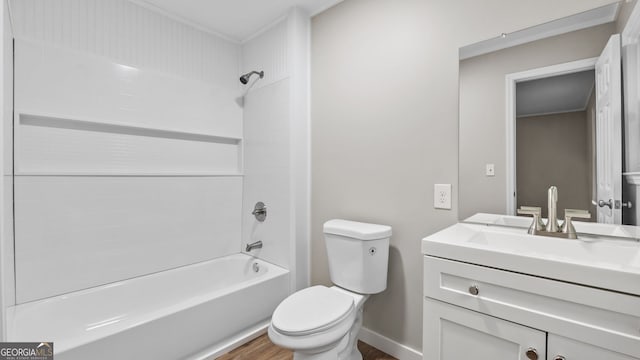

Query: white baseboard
<box><xmin>358</xmin><ymin>327</ymin><xmax>422</xmax><ymax>360</ymax></box>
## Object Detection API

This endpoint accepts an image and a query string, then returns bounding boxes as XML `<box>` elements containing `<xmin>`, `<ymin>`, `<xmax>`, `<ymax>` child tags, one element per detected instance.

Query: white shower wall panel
<box><xmin>14</xmin><ymin>176</ymin><xmax>243</xmax><ymax>303</ymax></box>
<box><xmin>15</xmin><ymin>39</ymin><xmax>242</xmax><ymax>140</ymax></box>
<box><xmin>242</xmin><ymin>80</ymin><xmax>291</xmax><ymax>269</ymax></box>
<box><xmin>10</xmin><ymin>0</ymin><xmax>239</xmax><ymax>86</ymax></box>
<box><xmin>241</xmin><ymin>17</ymin><xmax>293</xmax><ymax>270</ymax></box>
<box><xmin>10</xmin><ymin>0</ymin><xmax>246</xmax><ymax>303</ymax></box>
<box><xmin>16</xmin><ymin>114</ymin><xmax>240</xmax><ymax>175</ymax></box>
<box><xmin>241</xmin><ymin>20</ymin><xmax>289</xmax><ymax>90</ymax></box>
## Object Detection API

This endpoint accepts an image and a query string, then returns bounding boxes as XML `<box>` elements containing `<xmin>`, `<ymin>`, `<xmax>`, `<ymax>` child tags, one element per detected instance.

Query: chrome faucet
<box><xmin>546</xmin><ymin>186</ymin><xmax>560</xmax><ymax>232</ymax></box>
<box><xmin>518</xmin><ymin>186</ymin><xmax>590</xmax><ymax>239</ymax></box>
<box><xmin>245</xmin><ymin>241</ymin><xmax>263</xmax><ymax>252</ymax></box>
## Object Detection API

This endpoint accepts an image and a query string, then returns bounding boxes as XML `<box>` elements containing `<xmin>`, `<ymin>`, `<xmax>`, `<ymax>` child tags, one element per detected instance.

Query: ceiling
<box><xmin>516</xmin><ymin>70</ymin><xmax>595</xmax><ymax>118</ymax></box>
<box><xmin>133</xmin><ymin>0</ymin><xmax>343</xmax><ymax>42</ymax></box>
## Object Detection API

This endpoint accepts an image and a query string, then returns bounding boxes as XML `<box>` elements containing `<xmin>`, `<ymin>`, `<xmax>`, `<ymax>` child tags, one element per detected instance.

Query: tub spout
<box><xmin>245</xmin><ymin>241</ymin><xmax>263</xmax><ymax>252</ymax></box>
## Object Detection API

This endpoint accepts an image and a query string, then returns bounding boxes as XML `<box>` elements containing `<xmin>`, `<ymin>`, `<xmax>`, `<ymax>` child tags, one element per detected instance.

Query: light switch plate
<box><xmin>434</xmin><ymin>184</ymin><xmax>452</xmax><ymax>210</ymax></box>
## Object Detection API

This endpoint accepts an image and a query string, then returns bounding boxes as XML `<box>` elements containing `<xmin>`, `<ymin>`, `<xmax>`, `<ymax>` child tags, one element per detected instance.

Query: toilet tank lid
<box><xmin>323</xmin><ymin>219</ymin><xmax>392</xmax><ymax>240</ymax></box>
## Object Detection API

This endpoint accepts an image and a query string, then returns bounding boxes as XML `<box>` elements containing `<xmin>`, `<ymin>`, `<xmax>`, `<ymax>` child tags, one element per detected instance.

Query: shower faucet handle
<box><xmin>252</xmin><ymin>202</ymin><xmax>267</xmax><ymax>222</ymax></box>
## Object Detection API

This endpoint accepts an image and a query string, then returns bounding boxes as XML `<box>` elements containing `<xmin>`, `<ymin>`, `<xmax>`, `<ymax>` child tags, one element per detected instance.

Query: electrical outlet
<box><xmin>486</xmin><ymin>163</ymin><xmax>495</xmax><ymax>177</ymax></box>
<box><xmin>434</xmin><ymin>184</ymin><xmax>452</xmax><ymax>210</ymax></box>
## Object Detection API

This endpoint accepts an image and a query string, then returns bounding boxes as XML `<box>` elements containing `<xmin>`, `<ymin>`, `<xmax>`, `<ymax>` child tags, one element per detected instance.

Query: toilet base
<box><xmin>292</xmin><ymin>305</ymin><xmax>364</xmax><ymax>360</ymax></box>
<box><xmin>293</xmin><ymin>347</ymin><xmax>339</xmax><ymax>360</ymax></box>
<box><xmin>337</xmin><ymin>306</ymin><xmax>364</xmax><ymax>360</ymax></box>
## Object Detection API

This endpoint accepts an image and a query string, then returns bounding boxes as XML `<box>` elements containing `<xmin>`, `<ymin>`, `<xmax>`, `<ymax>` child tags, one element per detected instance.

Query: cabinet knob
<box><xmin>553</xmin><ymin>356</ymin><xmax>566</xmax><ymax>360</ymax></box>
<box><xmin>525</xmin><ymin>347</ymin><xmax>538</xmax><ymax>360</ymax></box>
<box><xmin>468</xmin><ymin>285</ymin><xmax>479</xmax><ymax>295</ymax></box>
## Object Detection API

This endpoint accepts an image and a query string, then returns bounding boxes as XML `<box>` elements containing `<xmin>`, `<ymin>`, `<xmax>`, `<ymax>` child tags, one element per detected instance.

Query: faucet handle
<box><xmin>517</xmin><ymin>206</ymin><xmax>545</xmax><ymax>234</ymax></box>
<box><xmin>561</xmin><ymin>209</ymin><xmax>591</xmax><ymax>239</ymax></box>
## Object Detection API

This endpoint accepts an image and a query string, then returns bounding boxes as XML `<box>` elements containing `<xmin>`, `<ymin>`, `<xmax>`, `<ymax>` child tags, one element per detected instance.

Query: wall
<box><xmin>0</xmin><ymin>0</ymin><xmax>12</xmax><ymax>341</ymax></box>
<box><xmin>459</xmin><ymin>23</ymin><xmax>615</xmax><ymax>220</ymax></box>
<box><xmin>241</xmin><ymin>8</ymin><xmax>310</xmax><ymax>292</ymax></box>
<box><xmin>311</xmin><ymin>0</ymin><xmax>619</xmax><ymax>355</ymax></box>
<box><xmin>9</xmin><ymin>0</ymin><xmax>243</xmax><ymax>303</ymax></box>
<box><xmin>516</xmin><ymin>111</ymin><xmax>592</xmax><ymax>220</ymax></box>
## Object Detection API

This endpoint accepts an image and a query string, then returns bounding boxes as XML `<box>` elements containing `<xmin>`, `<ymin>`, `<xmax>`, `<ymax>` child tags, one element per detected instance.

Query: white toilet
<box><xmin>268</xmin><ymin>219</ymin><xmax>391</xmax><ymax>360</ymax></box>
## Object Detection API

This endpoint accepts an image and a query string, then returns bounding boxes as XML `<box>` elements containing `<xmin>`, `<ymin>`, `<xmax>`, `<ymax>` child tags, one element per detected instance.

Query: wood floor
<box><xmin>216</xmin><ymin>333</ymin><xmax>397</xmax><ymax>360</ymax></box>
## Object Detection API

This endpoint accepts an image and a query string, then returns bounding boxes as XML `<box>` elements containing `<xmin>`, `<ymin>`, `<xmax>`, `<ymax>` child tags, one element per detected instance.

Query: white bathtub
<box><xmin>6</xmin><ymin>254</ymin><xmax>290</xmax><ymax>360</ymax></box>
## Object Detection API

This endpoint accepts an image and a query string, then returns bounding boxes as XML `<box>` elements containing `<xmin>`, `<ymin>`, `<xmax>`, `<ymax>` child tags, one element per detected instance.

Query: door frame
<box><xmin>504</xmin><ymin>57</ymin><xmax>598</xmax><ymax>215</ymax></box>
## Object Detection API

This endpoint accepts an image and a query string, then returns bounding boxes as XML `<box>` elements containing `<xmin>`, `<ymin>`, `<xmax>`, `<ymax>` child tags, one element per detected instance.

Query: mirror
<box><xmin>458</xmin><ymin>1</ymin><xmax>640</xmax><ymax>227</ymax></box>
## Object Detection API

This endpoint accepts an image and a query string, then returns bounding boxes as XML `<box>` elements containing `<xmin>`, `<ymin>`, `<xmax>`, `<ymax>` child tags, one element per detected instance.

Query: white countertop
<box><xmin>422</xmin><ymin>220</ymin><xmax>640</xmax><ymax>296</ymax></box>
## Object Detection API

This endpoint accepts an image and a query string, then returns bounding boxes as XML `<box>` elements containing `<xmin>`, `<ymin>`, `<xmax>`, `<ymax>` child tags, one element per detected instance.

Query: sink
<box><xmin>422</xmin><ymin>222</ymin><xmax>640</xmax><ymax>296</ymax></box>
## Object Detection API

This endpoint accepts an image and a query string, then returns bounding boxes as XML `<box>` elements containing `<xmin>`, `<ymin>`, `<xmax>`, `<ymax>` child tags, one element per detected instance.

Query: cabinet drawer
<box><xmin>424</xmin><ymin>256</ymin><xmax>640</xmax><ymax>358</ymax></box>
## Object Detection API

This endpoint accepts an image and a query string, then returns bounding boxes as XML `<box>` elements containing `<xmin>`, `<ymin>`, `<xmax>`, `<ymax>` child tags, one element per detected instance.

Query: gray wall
<box><xmin>516</xmin><ymin>111</ymin><xmax>592</xmax><ymax>220</ymax></box>
<box><xmin>311</xmin><ymin>0</ymin><xmax>619</xmax><ymax>352</ymax></box>
<box><xmin>459</xmin><ymin>23</ymin><xmax>616</xmax><ymax>220</ymax></box>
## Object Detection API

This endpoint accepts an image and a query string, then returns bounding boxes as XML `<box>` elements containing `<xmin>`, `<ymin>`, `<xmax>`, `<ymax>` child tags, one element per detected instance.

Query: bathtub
<box><xmin>6</xmin><ymin>254</ymin><xmax>290</xmax><ymax>360</ymax></box>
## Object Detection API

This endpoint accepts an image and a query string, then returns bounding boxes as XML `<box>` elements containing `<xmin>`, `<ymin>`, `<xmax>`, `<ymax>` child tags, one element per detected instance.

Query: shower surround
<box><xmin>0</xmin><ymin>0</ymin><xmax>310</xmax><ymax>357</ymax></box>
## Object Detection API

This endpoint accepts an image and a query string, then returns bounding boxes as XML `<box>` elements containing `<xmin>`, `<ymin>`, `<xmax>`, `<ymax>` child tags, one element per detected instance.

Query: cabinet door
<box><xmin>548</xmin><ymin>334</ymin><xmax>640</xmax><ymax>360</ymax></box>
<box><xmin>424</xmin><ymin>298</ymin><xmax>546</xmax><ymax>360</ymax></box>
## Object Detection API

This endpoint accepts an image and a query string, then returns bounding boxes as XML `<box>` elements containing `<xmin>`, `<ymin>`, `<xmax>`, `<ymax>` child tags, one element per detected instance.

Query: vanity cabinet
<box><xmin>422</xmin><ymin>256</ymin><xmax>640</xmax><ymax>360</ymax></box>
<box><xmin>424</xmin><ymin>298</ymin><xmax>546</xmax><ymax>359</ymax></box>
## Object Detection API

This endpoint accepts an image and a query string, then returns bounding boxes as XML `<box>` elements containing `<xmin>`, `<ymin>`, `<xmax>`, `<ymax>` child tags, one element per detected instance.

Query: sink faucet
<box><xmin>518</xmin><ymin>186</ymin><xmax>590</xmax><ymax>239</ymax></box>
<box><xmin>546</xmin><ymin>186</ymin><xmax>560</xmax><ymax>232</ymax></box>
<box><xmin>245</xmin><ymin>241</ymin><xmax>263</xmax><ymax>252</ymax></box>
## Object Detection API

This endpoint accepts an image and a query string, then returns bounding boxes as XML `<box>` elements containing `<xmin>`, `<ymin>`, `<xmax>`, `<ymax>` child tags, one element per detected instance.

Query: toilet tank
<box><xmin>323</xmin><ymin>219</ymin><xmax>392</xmax><ymax>294</ymax></box>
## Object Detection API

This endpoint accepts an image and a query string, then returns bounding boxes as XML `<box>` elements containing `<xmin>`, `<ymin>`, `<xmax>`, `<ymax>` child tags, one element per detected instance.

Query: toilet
<box><xmin>268</xmin><ymin>219</ymin><xmax>391</xmax><ymax>360</ymax></box>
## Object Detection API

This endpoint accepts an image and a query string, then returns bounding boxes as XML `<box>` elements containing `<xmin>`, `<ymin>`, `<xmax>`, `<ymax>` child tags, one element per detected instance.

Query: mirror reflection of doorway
<box><xmin>515</xmin><ymin>70</ymin><xmax>596</xmax><ymax>221</ymax></box>
<box><xmin>507</xmin><ymin>35</ymin><xmax>624</xmax><ymax>224</ymax></box>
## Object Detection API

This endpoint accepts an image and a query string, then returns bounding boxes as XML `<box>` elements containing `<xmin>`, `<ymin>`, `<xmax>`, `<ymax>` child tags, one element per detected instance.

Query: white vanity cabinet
<box><xmin>424</xmin><ymin>298</ymin><xmax>546</xmax><ymax>359</ymax></box>
<box><xmin>422</xmin><ymin>255</ymin><xmax>640</xmax><ymax>360</ymax></box>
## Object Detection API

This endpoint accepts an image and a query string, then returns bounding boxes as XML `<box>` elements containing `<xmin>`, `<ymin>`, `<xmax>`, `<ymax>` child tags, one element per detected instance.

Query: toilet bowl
<box><xmin>268</xmin><ymin>219</ymin><xmax>391</xmax><ymax>360</ymax></box>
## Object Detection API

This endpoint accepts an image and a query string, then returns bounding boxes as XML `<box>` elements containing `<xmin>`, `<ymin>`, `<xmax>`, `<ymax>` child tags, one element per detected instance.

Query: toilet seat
<box><xmin>271</xmin><ymin>286</ymin><xmax>355</xmax><ymax>336</ymax></box>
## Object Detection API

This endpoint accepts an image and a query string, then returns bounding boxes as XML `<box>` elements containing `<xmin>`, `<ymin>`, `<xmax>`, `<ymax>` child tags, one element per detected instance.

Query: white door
<box><xmin>423</xmin><ymin>298</ymin><xmax>547</xmax><ymax>360</ymax></box>
<box><xmin>548</xmin><ymin>334</ymin><xmax>640</xmax><ymax>360</ymax></box>
<box><xmin>595</xmin><ymin>34</ymin><xmax>623</xmax><ymax>224</ymax></box>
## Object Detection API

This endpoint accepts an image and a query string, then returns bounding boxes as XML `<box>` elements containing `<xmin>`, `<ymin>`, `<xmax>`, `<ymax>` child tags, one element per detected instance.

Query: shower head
<box><xmin>240</xmin><ymin>70</ymin><xmax>264</xmax><ymax>84</ymax></box>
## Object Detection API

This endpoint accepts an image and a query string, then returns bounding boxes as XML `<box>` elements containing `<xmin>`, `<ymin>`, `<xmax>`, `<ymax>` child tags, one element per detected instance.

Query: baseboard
<box><xmin>194</xmin><ymin>320</ymin><xmax>269</xmax><ymax>360</ymax></box>
<box><xmin>358</xmin><ymin>327</ymin><xmax>422</xmax><ymax>360</ymax></box>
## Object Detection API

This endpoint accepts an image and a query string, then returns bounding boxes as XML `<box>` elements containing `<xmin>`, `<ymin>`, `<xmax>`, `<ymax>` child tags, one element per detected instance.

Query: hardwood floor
<box><xmin>216</xmin><ymin>333</ymin><xmax>397</xmax><ymax>360</ymax></box>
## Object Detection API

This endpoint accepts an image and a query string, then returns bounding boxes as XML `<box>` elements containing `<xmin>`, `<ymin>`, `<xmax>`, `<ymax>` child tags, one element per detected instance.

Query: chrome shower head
<box><xmin>240</xmin><ymin>70</ymin><xmax>264</xmax><ymax>84</ymax></box>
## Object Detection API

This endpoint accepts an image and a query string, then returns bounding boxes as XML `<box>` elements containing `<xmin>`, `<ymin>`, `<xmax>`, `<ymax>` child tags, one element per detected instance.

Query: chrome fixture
<box><xmin>525</xmin><ymin>348</ymin><xmax>539</xmax><ymax>360</ymax></box>
<box><xmin>560</xmin><ymin>209</ymin><xmax>591</xmax><ymax>238</ymax></box>
<box><xmin>252</xmin><ymin>202</ymin><xmax>267</xmax><ymax>222</ymax></box>
<box><xmin>517</xmin><ymin>206</ymin><xmax>545</xmax><ymax>234</ymax></box>
<box><xmin>468</xmin><ymin>285</ymin><xmax>479</xmax><ymax>296</ymax></box>
<box><xmin>239</xmin><ymin>70</ymin><xmax>264</xmax><ymax>84</ymax></box>
<box><xmin>518</xmin><ymin>186</ymin><xmax>590</xmax><ymax>239</ymax></box>
<box><xmin>246</xmin><ymin>241</ymin><xmax>263</xmax><ymax>252</ymax></box>
<box><xmin>546</xmin><ymin>186</ymin><xmax>560</xmax><ymax>232</ymax></box>
<box><xmin>593</xmin><ymin>198</ymin><xmax>633</xmax><ymax>209</ymax></box>
<box><xmin>593</xmin><ymin>198</ymin><xmax>613</xmax><ymax>209</ymax></box>
<box><xmin>252</xmin><ymin>262</ymin><xmax>260</xmax><ymax>273</ymax></box>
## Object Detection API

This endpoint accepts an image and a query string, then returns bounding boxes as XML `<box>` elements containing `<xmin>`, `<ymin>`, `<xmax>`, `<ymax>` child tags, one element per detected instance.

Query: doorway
<box><xmin>515</xmin><ymin>69</ymin><xmax>596</xmax><ymax>221</ymax></box>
